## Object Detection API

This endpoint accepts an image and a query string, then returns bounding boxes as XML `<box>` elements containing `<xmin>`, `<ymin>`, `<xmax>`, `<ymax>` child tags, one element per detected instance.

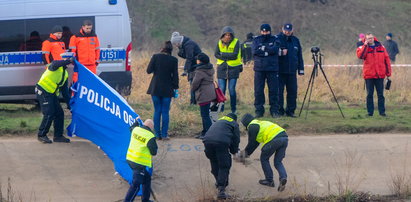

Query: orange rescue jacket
<box><xmin>356</xmin><ymin>37</ymin><xmax>392</xmax><ymax>79</ymax></box>
<box><xmin>69</xmin><ymin>29</ymin><xmax>100</xmax><ymax>66</ymax></box>
<box><xmin>42</xmin><ymin>34</ymin><xmax>66</xmax><ymax>64</ymax></box>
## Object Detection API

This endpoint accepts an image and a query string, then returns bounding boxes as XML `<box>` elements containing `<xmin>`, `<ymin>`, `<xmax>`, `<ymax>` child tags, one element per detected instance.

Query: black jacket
<box><xmin>203</xmin><ymin>118</ymin><xmax>240</xmax><ymax>154</ymax></box>
<box><xmin>244</xmin><ymin>123</ymin><xmax>288</xmax><ymax>156</ymax></box>
<box><xmin>146</xmin><ymin>53</ymin><xmax>179</xmax><ymax>97</ymax></box>
<box><xmin>215</xmin><ymin>26</ymin><xmax>243</xmax><ymax>79</ymax></box>
<box><xmin>277</xmin><ymin>32</ymin><xmax>304</xmax><ymax>74</ymax></box>
<box><xmin>252</xmin><ymin>34</ymin><xmax>280</xmax><ymax>72</ymax></box>
<box><xmin>383</xmin><ymin>39</ymin><xmax>399</xmax><ymax>61</ymax></box>
<box><xmin>178</xmin><ymin>36</ymin><xmax>202</xmax><ymax>73</ymax></box>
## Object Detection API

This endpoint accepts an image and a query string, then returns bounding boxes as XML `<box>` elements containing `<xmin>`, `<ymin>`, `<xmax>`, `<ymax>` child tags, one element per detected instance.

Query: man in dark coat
<box><xmin>252</xmin><ymin>24</ymin><xmax>282</xmax><ymax>118</ymax></box>
<box><xmin>241</xmin><ymin>32</ymin><xmax>254</xmax><ymax>64</ymax></box>
<box><xmin>171</xmin><ymin>32</ymin><xmax>202</xmax><ymax>104</ymax></box>
<box><xmin>203</xmin><ymin>113</ymin><xmax>240</xmax><ymax>199</ymax></box>
<box><xmin>383</xmin><ymin>33</ymin><xmax>399</xmax><ymax>63</ymax></box>
<box><xmin>277</xmin><ymin>23</ymin><xmax>304</xmax><ymax>117</ymax></box>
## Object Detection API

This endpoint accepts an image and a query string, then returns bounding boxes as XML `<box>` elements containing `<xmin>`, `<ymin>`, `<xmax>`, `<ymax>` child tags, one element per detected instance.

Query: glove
<box><xmin>298</xmin><ymin>70</ymin><xmax>304</xmax><ymax>75</ymax></box>
<box><xmin>261</xmin><ymin>46</ymin><xmax>266</xmax><ymax>51</ymax></box>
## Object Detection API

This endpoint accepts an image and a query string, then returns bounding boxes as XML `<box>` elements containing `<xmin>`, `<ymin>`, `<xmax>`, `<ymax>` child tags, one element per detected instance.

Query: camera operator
<box><xmin>277</xmin><ymin>23</ymin><xmax>304</xmax><ymax>117</ymax></box>
<box><xmin>357</xmin><ymin>33</ymin><xmax>392</xmax><ymax>116</ymax></box>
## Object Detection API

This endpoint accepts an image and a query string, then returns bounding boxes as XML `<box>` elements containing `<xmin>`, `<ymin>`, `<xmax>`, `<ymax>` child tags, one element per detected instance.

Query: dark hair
<box><xmin>30</xmin><ymin>31</ymin><xmax>40</xmax><ymax>37</ymax></box>
<box><xmin>82</xmin><ymin>20</ymin><xmax>93</xmax><ymax>26</ymax></box>
<box><xmin>161</xmin><ymin>41</ymin><xmax>173</xmax><ymax>54</ymax></box>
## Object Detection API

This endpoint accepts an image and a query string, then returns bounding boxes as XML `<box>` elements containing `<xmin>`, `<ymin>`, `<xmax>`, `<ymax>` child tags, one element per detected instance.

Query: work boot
<box><xmin>255</xmin><ymin>113</ymin><xmax>264</xmax><ymax>118</ymax></box>
<box><xmin>38</xmin><ymin>136</ymin><xmax>52</xmax><ymax>144</ymax></box>
<box><xmin>259</xmin><ymin>179</ymin><xmax>275</xmax><ymax>187</ymax></box>
<box><xmin>277</xmin><ymin>178</ymin><xmax>287</xmax><ymax>192</ymax></box>
<box><xmin>53</xmin><ymin>136</ymin><xmax>70</xmax><ymax>143</ymax></box>
<box><xmin>217</xmin><ymin>186</ymin><xmax>230</xmax><ymax>200</ymax></box>
<box><xmin>271</xmin><ymin>113</ymin><xmax>281</xmax><ymax>118</ymax></box>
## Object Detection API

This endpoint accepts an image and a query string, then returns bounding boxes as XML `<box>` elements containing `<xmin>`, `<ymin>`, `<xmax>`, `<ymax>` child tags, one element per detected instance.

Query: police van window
<box><xmin>0</xmin><ymin>17</ymin><xmax>94</xmax><ymax>52</ymax></box>
<box><xmin>0</xmin><ymin>20</ymin><xmax>25</xmax><ymax>52</ymax></box>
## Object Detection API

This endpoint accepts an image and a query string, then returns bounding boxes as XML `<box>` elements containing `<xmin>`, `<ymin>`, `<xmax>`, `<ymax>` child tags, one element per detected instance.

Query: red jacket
<box><xmin>69</xmin><ymin>29</ymin><xmax>100</xmax><ymax>66</ymax></box>
<box><xmin>356</xmin><ymin>37</ymin><xmax>392</xmax><ymax>79</ymax></box>
<box><xmin>42</xmin><ymin>34</ymin><xmax>66</xmax><ymax>64</ymax></box>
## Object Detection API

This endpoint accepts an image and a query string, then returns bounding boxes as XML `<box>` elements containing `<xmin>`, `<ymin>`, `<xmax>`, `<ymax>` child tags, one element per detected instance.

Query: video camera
<box><xmin>311</xmin><ymin>46</ymin><xmax>320</xmax><ymax>54</ymax></box>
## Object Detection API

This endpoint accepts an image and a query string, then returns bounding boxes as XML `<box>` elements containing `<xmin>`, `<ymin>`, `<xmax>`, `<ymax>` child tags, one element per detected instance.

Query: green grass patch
<box><xmin>1</xmin><ymin>102</ymin><xmax>410</xmax><ymax>137</ymax></box>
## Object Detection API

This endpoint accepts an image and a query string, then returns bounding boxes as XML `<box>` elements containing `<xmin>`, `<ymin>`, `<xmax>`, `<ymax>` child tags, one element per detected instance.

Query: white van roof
<box><xmin>0</xmin><ymin>0</ymin><xmax>127</xmax><ymax>20</ymax></box>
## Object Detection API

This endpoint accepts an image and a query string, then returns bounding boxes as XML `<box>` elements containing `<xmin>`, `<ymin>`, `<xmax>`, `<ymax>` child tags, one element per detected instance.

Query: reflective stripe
<box><xmin>43</xmin><ymin>51</ymin><xmax>50</xmax><ymax>54</ymax></box>
<box><xmin>95</xmin><ymin>46</ymin><xmax>100</xmax><ymax>50</ymax></box>
<box><xmin>248</xmin><ymin>120</ymin><xmax>285</xmax><ymax>146</ymax></box>
<box><xmin>217</xmin><ymin>38</ymin><xmax>242</xmax><ymax>66</ymax></box>
<box><xmin>69</xmin><ymin>46</ymin><xmax>76</xmax><ymax>49</ymax></box>
<box><xmin>219</xmin><ymin>116</ymin><xmax>234</xmax><ymax>122</ymax></box>
<box><xmin>126</xmin><ymin>127</ymin><xmax>155</xmax><ymax>167</ymax></box>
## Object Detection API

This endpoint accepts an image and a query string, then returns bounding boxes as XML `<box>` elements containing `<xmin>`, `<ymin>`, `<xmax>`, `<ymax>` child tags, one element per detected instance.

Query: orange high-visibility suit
<box><xmin>69</xmin><ymin>29</ymin><xmax>100</xmax><ymax>82</ymax></box>
<box><xmin>42</xmin><ymin>34</ymin><xmax>66</xmax><ymax>64</ymax></box>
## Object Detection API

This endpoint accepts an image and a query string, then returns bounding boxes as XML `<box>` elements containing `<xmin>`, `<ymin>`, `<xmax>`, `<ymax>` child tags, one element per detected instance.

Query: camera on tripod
<box><xmin>311</xmin><ymin>46</ymin><xmax>320</xmax><ymax>54</ymax></box>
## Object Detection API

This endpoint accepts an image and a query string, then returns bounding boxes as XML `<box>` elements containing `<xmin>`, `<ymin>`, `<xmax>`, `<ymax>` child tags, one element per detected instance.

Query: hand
<box><xmin>298</xmin><ymin>70</ymin><xmax>304</xmax><ymax>75</ymax></box>
<box><xmin>363</xmin><ymin>40</ymin><xmax>368</xmax><ymax>46</ymax></box>
<box><xmin>387</xmin><ymin>76</ymin><xmax>391</xmax><ymax>80</ymax></box>
<box><xmin>282</xmin><ymin>49</ymin><xmax>288</xmax><ymax>56</ymax></box>
<box><xmin>261</xmin><ymin>46</ymin><xmax>266</xmax><ymax>51</ymax></box>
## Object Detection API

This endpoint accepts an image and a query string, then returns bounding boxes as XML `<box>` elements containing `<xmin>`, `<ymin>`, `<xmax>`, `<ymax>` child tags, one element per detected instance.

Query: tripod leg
<box><xmin>319</xmin><ymin>66</ymin><xmax>345</xmax><ymax>118</ymax></box>
<box><xmin>298</xmin><ymin>67</ymin><xmax>316</xmax><ymax>117</ymax></box>
<box><xmin>305</xmin><ymin>71</ymin><xmax>316</xmax><ymax>119</ymax></box>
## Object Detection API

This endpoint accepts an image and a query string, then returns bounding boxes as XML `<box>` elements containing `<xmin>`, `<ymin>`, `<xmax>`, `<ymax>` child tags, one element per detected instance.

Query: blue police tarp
<box><xmin>67</xmin><ymin>60</ymin><xmax>143</xmax><ymax>184</ymax></box>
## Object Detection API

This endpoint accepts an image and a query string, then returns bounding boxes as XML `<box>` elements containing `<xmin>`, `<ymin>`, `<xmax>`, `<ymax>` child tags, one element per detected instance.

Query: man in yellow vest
<box><xmin>239</xmin><ymin>113</ymin><xmax>288</xmax><ymax>192</ymax></box>
<box><xmin>36</xmin><ymin>53</ymin><xmax>74</xmax><ymax>144</ymax></box>
<box><xmin>202</xmin><ymin>113</ymin><xmax>240</xmax><ymax>199</ymax></box>
<box><xmin>214</xmin><ymin>26</ymin><xmax>243</xmax><ymax>114</ymax></box>
<box><xmin>124</xmin><ymin>119</ymin><xmax>157</xmax><ymax>202</ymax></box>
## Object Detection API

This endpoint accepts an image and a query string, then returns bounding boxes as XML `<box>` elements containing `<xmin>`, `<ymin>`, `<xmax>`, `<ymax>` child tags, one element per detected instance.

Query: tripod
<box><xmin>298</xmin><ymin>50</ymin><xmax>345</xmax><ymax>118</ymax></box>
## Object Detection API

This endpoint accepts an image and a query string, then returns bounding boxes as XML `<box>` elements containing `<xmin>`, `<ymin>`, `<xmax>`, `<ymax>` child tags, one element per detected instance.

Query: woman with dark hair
<box><xmin>191</xmin><ymin>53</ymin><xmax>216</xmax><ymax>139</ymax></box>
<box><xmin>147</xmin><ymin>41</ymin><xmax>179</xmax><ymax>140</ymax></box>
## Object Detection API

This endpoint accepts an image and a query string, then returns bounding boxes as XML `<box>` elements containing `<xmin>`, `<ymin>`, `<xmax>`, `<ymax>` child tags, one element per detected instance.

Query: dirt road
<box><xmin>1</xmin><ymin>134</ymin><xmax>410</xmax><ymax>201</ymax></box>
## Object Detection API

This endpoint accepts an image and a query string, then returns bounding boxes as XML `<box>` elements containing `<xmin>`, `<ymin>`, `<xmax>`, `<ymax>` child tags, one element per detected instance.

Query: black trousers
<box><xmin>36</xmin><ymin>89</ymin><xmax>64</xmax><ymax>138</ymax></box>
<box><xmin>279</xmin><ymin>73</ymin><xmax>298</xmax><ymax>115</ymax></box>
<box><xmin>365</xmin><ymin>78</ymin><xmax>385</xmax><ymax>115</ymax></box>
<box><xmin>254</xmin><ymin>71</ymin><xmax>279</xmax><ymax>115</ymax></box>
<box><xmin>124</xmin><ymin>161</ymin><xmax>151</xmax><ymax>202</ymax></box>
<box><xmin>204</xmin><ymin>142</ymin><xmax>232</xmax><ymax>187</ymax></box>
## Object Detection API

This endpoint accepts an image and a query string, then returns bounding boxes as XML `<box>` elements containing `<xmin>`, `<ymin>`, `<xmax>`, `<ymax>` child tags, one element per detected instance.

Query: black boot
<box><xmin>217</xmin><ymin>186</ymin><xmax>230</xmax><ymax>200</ymax></box>
<box><xmin>38</xmin><ymin>136</ymin><xmax>52</xmax><ymax>144</ymax></box>
<box><xmin>259</xmin><ymin>179</ymin><xmax>275</xmax><ymax>187</ymax></box>
<box><xmin>277</xmin><ymin>178</ymin><xmax>287</xmax><ymax>192</ymax></box>
<box><xmin>53</xmin><ymin>136</ymin><xmax>70</xmax><ymax>143</ymax></box>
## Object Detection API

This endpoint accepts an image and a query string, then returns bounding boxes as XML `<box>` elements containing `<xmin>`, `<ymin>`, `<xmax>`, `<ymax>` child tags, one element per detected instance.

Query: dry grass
<box><xmin>333</xmin><ymin>150</ymin><xmax>366</xmax><ymax>196</ymax></box>
<box><xmin>128</xmin><ymin>51</ymin><xmax>411</xmax><ymax>108</ymax></box>
<box><xmin>389</xmin><ymin>142</ymin><xmax>411</xmax><ymax>198</ymax></box>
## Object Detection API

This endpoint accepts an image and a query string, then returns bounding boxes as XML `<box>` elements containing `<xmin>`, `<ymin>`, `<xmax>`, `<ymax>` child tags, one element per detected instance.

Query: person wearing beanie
<box><xmin>357</xmin><ymin>33</ymin><xmax>365</xmax><ymax>47</ymax></box>
<box><xmin>191</xmin><ymin>52</ymin><xmax>216</xmax><ymax>139</ymax></box>
<box><xmin>252</xmin><ymin>23</ymin><xmax>282</xmax><ymax>118</ymax></box>
<box><xmin>242</xmin><ymin>32</ymin><xmax>254</xmax><ymax>64</ymax></box>
<box><xmin>214</xmin><ymin>26</ymin><xmax>243</xmax><ymax>114</ymax></box>
<box><xmin>146</xmin><ymin>41</ymin><xmax>179</xmax><ymax>140</ymax></box>
<box><xmin>277</xmin><ymin>23</ymin><xmax>304</xmax><ymax>117</ymax></box>
<box><xmin>383</xmin><ymin>32</ymin><xmax>400</xmax><ymax>63</ymax></box>
<box><xmin>69</xmin><ymin>19</ymin><xmax>100</xmax><ymax>83</ymax></box>
<box><xmin>202</xmin><ymin>113</ymin><xmax>240</xmax><ymax>199</ymax></box>
<box><xmin>170</xmin><ymin>31</ymin><xmax>202</xmax><ymax>104</ymax></box>
<box><xmin>239</xmin><ymin>113</ymin><xmax>289</xmax><ymax>192</ymax></box>
<box><xmin>42</xmin><ymin>25</ymin><xmax>66</xmax><ymax>64</ymax></box>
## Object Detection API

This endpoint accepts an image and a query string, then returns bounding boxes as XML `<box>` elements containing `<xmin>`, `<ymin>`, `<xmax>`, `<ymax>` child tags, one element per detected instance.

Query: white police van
<box><xmin>0</xmin><ymin>0</ymin><xmax>133</xmax><ymax>103</ymax></box>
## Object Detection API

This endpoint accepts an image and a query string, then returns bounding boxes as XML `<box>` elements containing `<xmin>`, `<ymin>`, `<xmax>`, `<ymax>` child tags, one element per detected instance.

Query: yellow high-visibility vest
<box><xmin>248</xmin><ymin>120</ymin><xmax>285</xmax><ymax>146</ymax></box>
<box><xmin>126</xmin><ymin>127</ymin><xmax>155</xmax><ymax>167</ymax></box>
<box><xmin>37</xmin><ymin>65</ymin><xmax>68</xmax><ymax>96</ymax></box>
<box><xmin>218</xmin><ymin>116</ymin><xmax>234</xmax><ymax>122</ymax></box>
<box><xmin>217</xmin><ymin>38</ymin><xmax>242</xmax><ymax>67</ymax></box>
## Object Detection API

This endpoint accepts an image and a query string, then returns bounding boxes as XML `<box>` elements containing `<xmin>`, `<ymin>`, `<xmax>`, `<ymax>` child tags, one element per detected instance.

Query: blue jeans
<box><xmin>260</xmin><ymin>135</ymin><xmax>288</xmax><ymax>181</ymax></box>
<box><xmin>218</xmin><ymin>79</ymin><xmax>237</xmax><ymax>113</ymax></box>
<box><xmin>151</xmin><ymin>96</ymin><xmax>172</xmax><ymax>138</ymax></box>
<box><xmin>365</xmin><ymin>79</ymin><xmax>385</xmax><ymax>115</ymax></box>
<box><xmin>199</xmin><ymin>103</ymin><xmax>212</xmax><ymax>136</ymax></box>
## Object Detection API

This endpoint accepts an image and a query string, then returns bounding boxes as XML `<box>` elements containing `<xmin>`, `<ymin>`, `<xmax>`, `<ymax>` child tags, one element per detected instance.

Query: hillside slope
<box><xmin>126</xmin><ymin>0</ymin><xmax>411</xmax><ymax>54</ymax></box>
